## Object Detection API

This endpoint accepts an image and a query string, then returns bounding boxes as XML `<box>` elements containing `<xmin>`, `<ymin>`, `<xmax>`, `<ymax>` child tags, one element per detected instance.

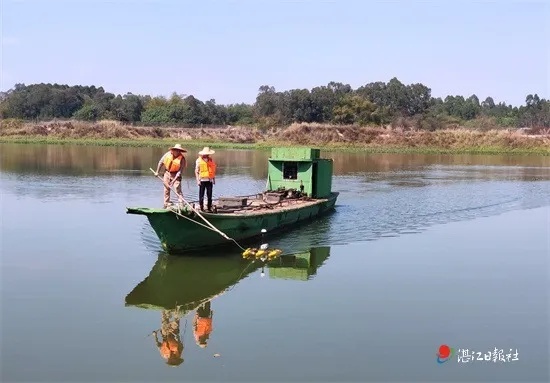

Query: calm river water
<box><xmin>1</xmin><ymin>143</ymin><xmax>549</xmax><ymax>382</ymax></box>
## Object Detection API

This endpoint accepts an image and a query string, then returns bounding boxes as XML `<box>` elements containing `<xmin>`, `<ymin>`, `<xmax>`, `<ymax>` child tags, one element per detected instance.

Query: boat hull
<box><xmin>127</xmin><ymin>192</ymin><xmax>338</xmax><ymax>253</ymax></box>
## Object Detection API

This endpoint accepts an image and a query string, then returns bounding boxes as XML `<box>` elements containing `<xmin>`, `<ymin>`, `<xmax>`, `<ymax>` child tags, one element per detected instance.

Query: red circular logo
<box><xmin>438</xmin><ymin>344</ymin><xmax>451</xmax><ymax>358</ymax></box>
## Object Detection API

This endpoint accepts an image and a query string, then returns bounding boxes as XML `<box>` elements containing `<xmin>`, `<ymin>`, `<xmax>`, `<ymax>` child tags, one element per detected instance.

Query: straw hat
<box><xmin>170</xmin><ymin>144</ymin><xmax>187</xmax><ymax>152</ymax></box>
<box><xmin>165</xmin><ymin>355</ymin><xmax>184</xmax><ymax>366</ymax></box>
<box><xmin>198</xmin><ymin>147</ymin><xmax>215</xmax><ymax>155</ymax></box>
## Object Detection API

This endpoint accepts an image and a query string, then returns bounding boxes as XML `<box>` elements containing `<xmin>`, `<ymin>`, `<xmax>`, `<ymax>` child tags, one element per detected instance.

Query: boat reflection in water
<box><xmin>260</xmin><ymin>246</ymin><xmax>331</xmax><ymax>281</ymax></box>
<box><xmin>124</xmin><ymin>246</ymin><xmax>331</xmax><ymax>367</ymax></box>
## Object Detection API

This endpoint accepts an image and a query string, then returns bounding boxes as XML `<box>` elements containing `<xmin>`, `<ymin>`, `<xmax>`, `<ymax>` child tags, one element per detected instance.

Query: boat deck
<box><xmin>169</xmin><ymin>191</ymin><xmax>334</xmax><ymax>217</ymax></box>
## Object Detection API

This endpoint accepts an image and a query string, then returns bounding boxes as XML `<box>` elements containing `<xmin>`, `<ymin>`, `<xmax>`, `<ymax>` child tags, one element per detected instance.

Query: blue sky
<box><xmin>1</xmin><ymin>0</ymin><xmax>548</xmax><ymax>106</ymax></box>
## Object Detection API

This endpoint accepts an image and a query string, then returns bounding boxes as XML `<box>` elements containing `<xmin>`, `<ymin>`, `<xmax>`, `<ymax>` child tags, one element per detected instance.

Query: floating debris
<box><xmin>242</xmin><ymin>246</ymin><xmax>283</xmax><ymax>261</ymax></box>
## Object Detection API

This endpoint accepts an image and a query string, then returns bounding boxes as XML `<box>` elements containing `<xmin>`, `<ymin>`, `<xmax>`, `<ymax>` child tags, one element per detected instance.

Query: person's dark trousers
<box><xmin>199</xmin><ymin>181</ymin><xmax>213</xmax><ymax>211</ymax></box>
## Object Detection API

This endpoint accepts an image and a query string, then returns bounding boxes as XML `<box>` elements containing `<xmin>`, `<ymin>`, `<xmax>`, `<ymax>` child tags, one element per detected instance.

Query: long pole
<box><xmin>149</xmin><ymin>168</ymin><xmax>231</xmax><ymax>241</ymax></box>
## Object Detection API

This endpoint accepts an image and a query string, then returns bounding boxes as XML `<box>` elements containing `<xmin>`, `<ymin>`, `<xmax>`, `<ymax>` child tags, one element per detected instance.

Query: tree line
<box><xmin>1</xmin><ymin>78</ymin><xmax>548</xmax><ymax>130</ymax></box>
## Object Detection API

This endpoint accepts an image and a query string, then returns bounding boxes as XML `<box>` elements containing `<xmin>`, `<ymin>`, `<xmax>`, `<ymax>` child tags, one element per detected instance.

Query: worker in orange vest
<box><xmin>152</xmin><ymin>309</ymin><xmax>184</xmax><ymax>367</ymax></box>
<box><xmin>154</xmin><ymin>144</ymin><xmax>187</xmax><ymax>208</ymax></box>
<box><xmin>194</xmin><ymin>147</ymin><xmax>216</xmax><ymax>212</ymax></box>
<box><xmin>193</xmin><ymin>301</ymin><xmax>213</xmax><ymax>348</ymax></box>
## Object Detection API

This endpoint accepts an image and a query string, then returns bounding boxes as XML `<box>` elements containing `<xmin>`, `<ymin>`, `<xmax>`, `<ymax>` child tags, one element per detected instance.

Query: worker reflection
<box><xmin>193</xmin><ymin>301</ymin><xmax>214</xmax><ymax>348</ymax></box>
<box><xmin>152</xmin><ymin>308</ymin><xmax>184</xmax><ymax>366</ymax></box>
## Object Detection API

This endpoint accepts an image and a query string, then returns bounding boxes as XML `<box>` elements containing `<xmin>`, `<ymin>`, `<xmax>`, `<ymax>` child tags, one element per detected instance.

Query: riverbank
<box><xmin>1</xmin><ymin>119</ymin><xmax>549</xmax><ymax>155</ymax></box>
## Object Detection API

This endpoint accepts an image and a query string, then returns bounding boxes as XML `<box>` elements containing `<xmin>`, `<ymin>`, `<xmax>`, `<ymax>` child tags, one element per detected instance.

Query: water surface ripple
<box><xmin>269</xmin><ymin>164</ymin><xmax>550</xmax><ymax>250</ymax></box>
<box><xmin>1</xmin><ymin>145</ymin><xmax>549</xmax><ymax>382</ymax></box>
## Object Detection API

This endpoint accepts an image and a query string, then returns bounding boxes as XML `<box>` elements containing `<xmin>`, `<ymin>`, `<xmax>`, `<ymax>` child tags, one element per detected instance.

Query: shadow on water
<box><xmin>124</xmin><ymin>247</ymin><xmax>331</xmax><ymax>367</ymax></box>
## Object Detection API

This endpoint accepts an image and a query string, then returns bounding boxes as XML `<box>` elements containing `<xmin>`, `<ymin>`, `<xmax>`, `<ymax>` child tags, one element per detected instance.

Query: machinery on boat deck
<box><xmin>208</xmin><ymin>186</ymin><xmax>310</xmax><ymax>214</ymax></box>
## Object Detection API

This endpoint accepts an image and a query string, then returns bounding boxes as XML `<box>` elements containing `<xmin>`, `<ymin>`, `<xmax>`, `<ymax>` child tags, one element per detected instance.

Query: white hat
<box><xmin>198</xmin><ymin>147</ymin><xmax>215</xmax><ymax>155</ymax></box>
<box><xmin>170</xmin><ymin>144</ymin><xmax>187</xmax><ymax>152</ymax></box>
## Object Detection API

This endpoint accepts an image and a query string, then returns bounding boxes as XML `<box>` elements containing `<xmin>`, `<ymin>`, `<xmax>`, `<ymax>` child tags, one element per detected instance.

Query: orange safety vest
<box><xmin>163</xmin><ymin>153</ymin><xmax>184</xmax><ymax>173</ymax></box>
<box><xmin>194</xmin><ymin>317</ymin><xmax>213</xmax><ymax>337</ymax></box>
<box><xmin>198</xmin><ymin>158</ymin><xmax>216</xmax><ymax>179</ymax></box>
<box><xmin>160</xmin><ymin>338</ymin><xmax>180</xmax><ymax>359</ymax></box>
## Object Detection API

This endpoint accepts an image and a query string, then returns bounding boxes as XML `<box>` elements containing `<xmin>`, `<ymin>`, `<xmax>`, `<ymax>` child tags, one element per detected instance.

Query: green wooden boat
<box><xmin>124</xmin><ymin>247</ymin><xmax>332</xmax><ymax>314</ymax></box>
<box><xmin>127</xmin><ymin>147</ymin><xmax>339</xmax><ymax>254</ymax></box>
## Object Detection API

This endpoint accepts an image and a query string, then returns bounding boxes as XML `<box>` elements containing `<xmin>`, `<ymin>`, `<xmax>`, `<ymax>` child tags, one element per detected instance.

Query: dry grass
<box><xmin>1</xmin><ymin>119</ymin><xmax>549</xmax><ymax>153</ymax></box>
<box><xmin>272</xmin><ymin>122</ymin><xmax>550</xmax><ymax>151</ymax></box>
<box><xmin>0</xmin><ymin>119</ymin><xmax>265</xmax><ymax>143</ymax></box>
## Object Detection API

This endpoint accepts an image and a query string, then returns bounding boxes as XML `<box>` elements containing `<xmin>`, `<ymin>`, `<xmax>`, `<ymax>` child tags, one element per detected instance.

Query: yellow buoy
<box><xmin>267</xmin><ymin>249</ymin><xmax>282</xmax><ymax>258</ymax></box>
<box><xmin>242</xmin><ymin>248</ymin><xmax>257</xmax><ymax>258</ymax></box>
<box><xmin>242</xmin><ymin>245</ymin><xmax>283</xmax><ymax>261</ymax></box>
<box><xmin>255</xmin><ymin>249</ymin><xmax>266</xmax><ymax>258</ymax></box>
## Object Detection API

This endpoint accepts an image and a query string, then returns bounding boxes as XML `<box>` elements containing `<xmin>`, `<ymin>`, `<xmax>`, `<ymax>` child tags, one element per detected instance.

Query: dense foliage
<box><xmin>1</xmin><ymin>78</ymin><xmax>549</xmax><ymax>130</ymax></box>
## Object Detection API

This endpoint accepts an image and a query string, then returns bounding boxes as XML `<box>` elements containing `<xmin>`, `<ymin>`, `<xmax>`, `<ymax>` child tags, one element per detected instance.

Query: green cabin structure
<box><xmin>266</xmin><ymin>147</ymin><xmax>333</xmax><ymax>198</ymax></box>
<box><xmin>267</xmin><ymin>247</ymin><xmax>331</xmax><ymax>281</ymax></box>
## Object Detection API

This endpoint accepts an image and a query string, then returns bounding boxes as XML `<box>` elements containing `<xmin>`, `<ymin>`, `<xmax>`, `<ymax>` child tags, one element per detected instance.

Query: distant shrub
<box><xmin>0</xmin><ymin>118</ymin><xmax>24</xmax><ymax>130</ymax></box>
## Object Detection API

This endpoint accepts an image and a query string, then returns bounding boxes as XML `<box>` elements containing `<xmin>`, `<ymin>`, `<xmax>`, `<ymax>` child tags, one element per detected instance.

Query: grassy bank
<box><xmin>1</xmin><ymin>119</ymin><xmax>549</xmax><ymax>155</ymax></box>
